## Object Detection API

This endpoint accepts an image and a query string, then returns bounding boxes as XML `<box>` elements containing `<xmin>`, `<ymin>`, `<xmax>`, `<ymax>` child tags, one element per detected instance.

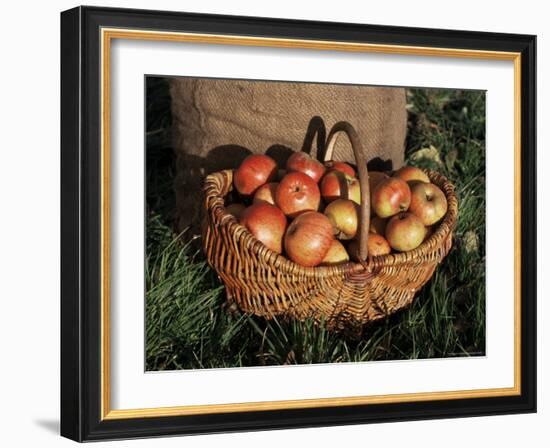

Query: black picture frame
<box><xmin>61</xmin><ymin>5</ymin><xmax>536</xmax><ymax>442</ymax></box>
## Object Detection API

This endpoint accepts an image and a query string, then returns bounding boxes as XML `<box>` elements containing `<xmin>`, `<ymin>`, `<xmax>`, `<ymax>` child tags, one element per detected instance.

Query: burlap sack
<box><xmin>170</xmin><ymin>78</ymin><xmax>407</xmax><ymax>232</ymax></box>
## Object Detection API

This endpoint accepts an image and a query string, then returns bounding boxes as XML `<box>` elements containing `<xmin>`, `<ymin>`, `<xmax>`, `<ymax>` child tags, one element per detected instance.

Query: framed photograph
<box><xmin>60</xmin><ymin>6</ymin><xmax>536</xmax><ymax>442</ymax></box>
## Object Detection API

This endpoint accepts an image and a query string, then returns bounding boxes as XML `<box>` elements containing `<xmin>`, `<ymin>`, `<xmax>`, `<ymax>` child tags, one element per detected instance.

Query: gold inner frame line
<box><xmin>100</xmin><ymin>27</ymin><xmax>522</xmax><ymax>421</ymax></box>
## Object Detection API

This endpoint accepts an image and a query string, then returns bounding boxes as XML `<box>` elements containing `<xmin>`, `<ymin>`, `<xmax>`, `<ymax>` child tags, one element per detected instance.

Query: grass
<box><xmin>145</xmin><ymin>78</ymin><xmax>486</xmax><ymax>370</ymax></box>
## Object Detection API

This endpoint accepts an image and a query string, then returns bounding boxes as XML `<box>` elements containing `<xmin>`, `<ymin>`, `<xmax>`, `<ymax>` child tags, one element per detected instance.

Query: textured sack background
<box><xmin>170</xmin><ymin>78</ymin><xmax>407</xmax><ymax>232</ymax></box>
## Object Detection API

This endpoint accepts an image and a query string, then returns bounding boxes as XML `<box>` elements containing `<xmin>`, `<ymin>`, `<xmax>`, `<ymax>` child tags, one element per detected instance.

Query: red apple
<box><xmin>371</xmin><ymin>177</ymin><xmax>411</xmax><ymax>218</ymax></box>
<box><xmin>324</xmin><ymin>160</ymin><xmax>356</xmax><ymax>177</ymax></box>
<box><xmin>321</xmin><ymin>240</ymin><xmax>350</xmax><ymax>265</ymax></box>
<box><xmin>385</xmin><ymin>212</ymin><xmax>426</xmax><ymax>252</ymax></box>
<box><xmin>323</xmin><ymin>199</ymin><xmax>359</xmax><ymax>240</ymax></box>
<box><xmin>369</xmin><ymin>216</ymin><xmax>387</xmax><ymax>235</ymax></box>
<box><xmin>368</xmin><ymin>171</ymin><xmax>390</xmax><ymax>212</ymax></box>
<box><xmin>234</xmin><ymin>154</ymin><xmax>277</xmax><ymax>196</ymax></box>
<box><xmin>275</xmin><ymin>172</ymin><xmax>321</xmax><ymax>218</ymax></box>
<box><xmin>253</xmin><ymin>182</ymin><xmax>278</xmax><ymax>205</ymax></box>
<box><xmin>320</xmin><ymin>170</ymin><xmax>361</xmax><ymax>204</ymax></box>
<box><xmin>393</xmin><ymin>166</ymin><xmax>430</xmax><ymax>184</ymax></box>
<box><xmin>225</xmin><ymin>203</ymin><xmax>245</xmax><ymax>220</ymax></box>
<box><xmin>239</xmin><ymin>203</ymin><xmax>287</xmax><ymax>254</ymax></box>
<box><xmin>284</xmin><ymin>211</ymin><xmax>333</xmax><ymax>267</ymax></box>
<box><xmin>367</xmin><ymin>233</ymin><xmax>392</xmax><ymax>256</ymax></box>
<box><xmin>408</xmin><ymin>182</ymin><xmax>448</xmax><ymax>226</ymax></box>
<box><xmin>286</xmin><ymin>152</ymin><xmax>326</xmax><ymax>183</ymax></box>
<box><xmin>369</xmin><ymin>171</ymin><xmax>390</xmax><ymax>192</ymax></box>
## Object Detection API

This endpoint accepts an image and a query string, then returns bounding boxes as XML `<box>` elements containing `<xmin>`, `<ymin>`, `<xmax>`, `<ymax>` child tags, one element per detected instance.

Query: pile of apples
<box><xmin>224</xmin><ymin>151</ymin><xmax>448</xmax><ymax>268</ymax></box>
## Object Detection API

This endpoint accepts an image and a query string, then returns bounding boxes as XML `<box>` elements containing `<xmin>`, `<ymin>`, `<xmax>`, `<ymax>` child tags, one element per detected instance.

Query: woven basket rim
<box><xmin>204</xmin><ymin>168</ymin><xmax>458</xmax><ymax>277</ymax></box>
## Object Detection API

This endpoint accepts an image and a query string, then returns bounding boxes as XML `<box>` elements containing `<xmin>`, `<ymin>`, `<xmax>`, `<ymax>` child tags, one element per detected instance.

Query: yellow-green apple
<box><xmin>286</xmin><ymin>152</ymin><xmax>326</xmax><ymax>183</ymax></box>
<box><xmin>371</xmin><ymin>178</ymin><xmax>411</xmax><ymax>218</ymax></box>
<box><xmin>385</xmin><ymin>212</ymin><xmax>426</xmax><ymax>252</ymax></box>
<box><xmin>320</xmin><ymin>170</ymin><xmax>361</xmax><ymax>204</ymax></box>
<box><xmin>408</xmin><ymin>182</ymin><xmax>448</xmax><ymax>226</ymax></box>
<box><xmin>323</xmin><ymin>199</ymin><xmax>359</xmax><ymax>240</ymax></box>
<box><xmin>367</xmin><ymin>233</ymin><xmax>392</xmax><ymax>256</ymax></box>
<box><xmin>234</xmin><ymin>154</ymin><xmax>277</xmax><ymax>196</ymax></box>
<box><xmin>275</xmin><ymin>172</ymin><xmax>321</xmax><ymax>218</ymax></box>
<box><xmin>393</xmin><ymin>166</ymin><xmax>430</xmax><ymax>184</ymax></box>
<box><xmin>284</xmin><ymin>211</ymin><xmax>333</xmax><ymax>267</ymax></box>
<box><xmin>239</xmin><ymin>203</ymin><xmax>287</xmax><ymax>254</ymax></box>
<box><xmin>321</xmin><ymin>240</ymin><xmax>350</xmax><ymax>265</ymax></box>
<box><xmin>225</xmin><ymin>203</ymin><xmax>245</xmax><ymax>220</ymax></box>
<box><xmin>253</xmin><ymin>182</ymin><xmax>278</xmax><ymax>205</ymax></box>
<box><xmin>369</xmin><ymin>216</ymin><xmax>387</xmax><ymax>235</ymax></box>
<box><xmin>324</xmin><ymin>160</ymin><xmax>356</xmax><ymax>178</ymax></box>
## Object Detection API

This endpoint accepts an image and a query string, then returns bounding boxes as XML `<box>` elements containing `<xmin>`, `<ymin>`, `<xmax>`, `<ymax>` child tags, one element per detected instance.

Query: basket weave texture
<box><xmin>201</xmin><ymin>124</ymin><xmax>458</xmax><ymax>331</ymax></box>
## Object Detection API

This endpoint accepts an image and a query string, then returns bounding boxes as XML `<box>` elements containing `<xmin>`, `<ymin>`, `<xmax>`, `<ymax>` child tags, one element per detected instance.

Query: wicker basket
<box><xmin>202</xmin><ymin>121</ymin><xmax>458</xmax><ymax>331</ymax></box>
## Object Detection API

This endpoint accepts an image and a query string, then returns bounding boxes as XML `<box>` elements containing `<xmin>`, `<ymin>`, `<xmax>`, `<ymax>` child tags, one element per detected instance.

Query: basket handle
<box><xmin>324</xmin><ymin>122</ymin><xmax>370</xmax><ymax>261</ymax></box>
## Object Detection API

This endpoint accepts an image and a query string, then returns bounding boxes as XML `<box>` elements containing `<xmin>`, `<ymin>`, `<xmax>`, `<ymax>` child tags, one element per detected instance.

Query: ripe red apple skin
<box><xmin>234</xmin><ymin>154</ymin><xmax>277</xmax><ymax>196</ymax></box>
<box><xmin>393</xmin><ymin>166</ymin><xmax>430</xmax><ymax>184</ymax></box>
<box><xmin>320</xmin><ymin>170</ymin><xmax>361</xmax><ymax>204</ymax></box>
<box><xmin>284</xmin><ymin>211</ymin><xmax>334</xmax><ymax>267</ymax></box>
<box><xmin>239</xmin><ymin>203</ymin><xmax>287</xmax><ymax>254</ymax></box>
<box><xmin>286</xmin><ymin>152</ymin><xmax>326</xmax><ymax>183</ymax></box>
<box><xmin>367</xmin><ymin>233</ymin><xmax>392</xmax><ymax>256</ymax></box>
<box><xmin>372</xmin><ymin>177</ymin><xmax>412</xmax><ymax>218</ymax></box>
<box><xmin>369</xmin><ymin>216</ymin><xmax>388</xmax><ymax>235</ymax></box>
<box><xmin>275</xmin><ymin>172</ymin><xmax>321</xmax><ymax>218</ymax></box>
<box><xmin>321</xmin><ymin>240</ymin><xmax>350</xmax><ymax>265</ymax></box>
<box><xmin>369</xmin><ymin>171</ymin><xmax>390</xmax><ymax>191</ymax></box>
<box><xmin>323</xmin><ymin>199</ymin><xmax>359</xmax><ymax>240</ymax></box>
<box><xmin>368</xmin><ymin>171</ymin><xmax>390</xmax><ymax>213</ymax></box>
<box><xmin>408</xmin><ymin>182</ymin><xmax>448</xmax><ymax>226</ymax></box>
<box><xmin>324</xmin><ymin>160</ymin><xmax>356</xmax><ymax>178</ymax></box>
<box><xmin>385</xmin><ymin>212</ymin><xmax>426</xmax><ymax>252</ymax></box>
<box><xmin>225</xmin><ymin>203</ymin><xmax>246</xmax><ymax>220</ymax></box>
<box><xmin>253</xmin><ymin>182</ymin><xmax>278</xmax><ymax>205</ymax></box>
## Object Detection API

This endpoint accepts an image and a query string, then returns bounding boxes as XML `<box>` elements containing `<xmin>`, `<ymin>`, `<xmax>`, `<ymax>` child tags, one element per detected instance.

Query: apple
<box><xmin>371</xmin><ymin>177</ymin><xmax>411</xmax><ymax>218</ymax></box>
<box><xmin>239</xmin><ymin>203</ymin><xmax>287</xmax><ymax>254</ymax></box>
<box><xmin>324</xmin><ymin>160</ymin><xmax>356</xmax><ymax>178</ymax></box>
<box><xmin>368</xmin><ymin>171</ymin><xmax>390</xmax><ymax>213</ymax></box>
<box><xmin>225</xmin><ymin>203</ymin><xmax>245</xmax><ymax>220</ymax></box>
<box><xmin>284</xmin><ymin>211</ymin><xmax>334</xmax><ymax>267</ymax></box>
<box><xmin>393</xmin><ymin>166</ymin><xmax>430</xmax><ymax>184</ymax></box>
<box><xmin>320</xmin><ymin>170</ymin><xmax>361</xmax><ymax>204</ymax></box>
<box><xmin>369</xmin><ymin>216</ymin><xmax>387</xmax><ymax>235</ymax></box>
<box><xmin>286</xmin><ymin>152</ymin><xmax>326</xmax><ymax>183</ymax></box>
<box><xmin>275</xmin><ymin>172</ymin><xmax>321</xmax><ymax>218</ymax></box>
<box><xmin>385</xmin><ymin>212</ymin><xmax>426</xmax><ymax>252</ymax></box>
<box><xmin>368</xmin><ymin>171</ymin><xmax>390</xmax><ymax>192</ymax></box>
<box><xmin>321</xmin><ymin>240</ymin><xmax>350</xmax><ymax>265</ymax></box>
<box><xmin>323</xmin><ymin>199</ymin><xmax>359</xmax><ymax>240</ymax></box>
<box><xmin>253</xmin><ymin>182</ymin><xmax>278</xmax><ymax>205</ymax></box>
<box><xmin>234</xmin><ymin>154</ymin><xmax>277</xmax><ymax>196</ymax></box>
<box><xmin>367</xmin><ymin>233</ymin><xmax>392</xmax><ymax>256</ymax></box>
<box><xmin>408</xmin><ymin>182</ymin><xmax>448</xmax><ymax>226</ymax></box>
